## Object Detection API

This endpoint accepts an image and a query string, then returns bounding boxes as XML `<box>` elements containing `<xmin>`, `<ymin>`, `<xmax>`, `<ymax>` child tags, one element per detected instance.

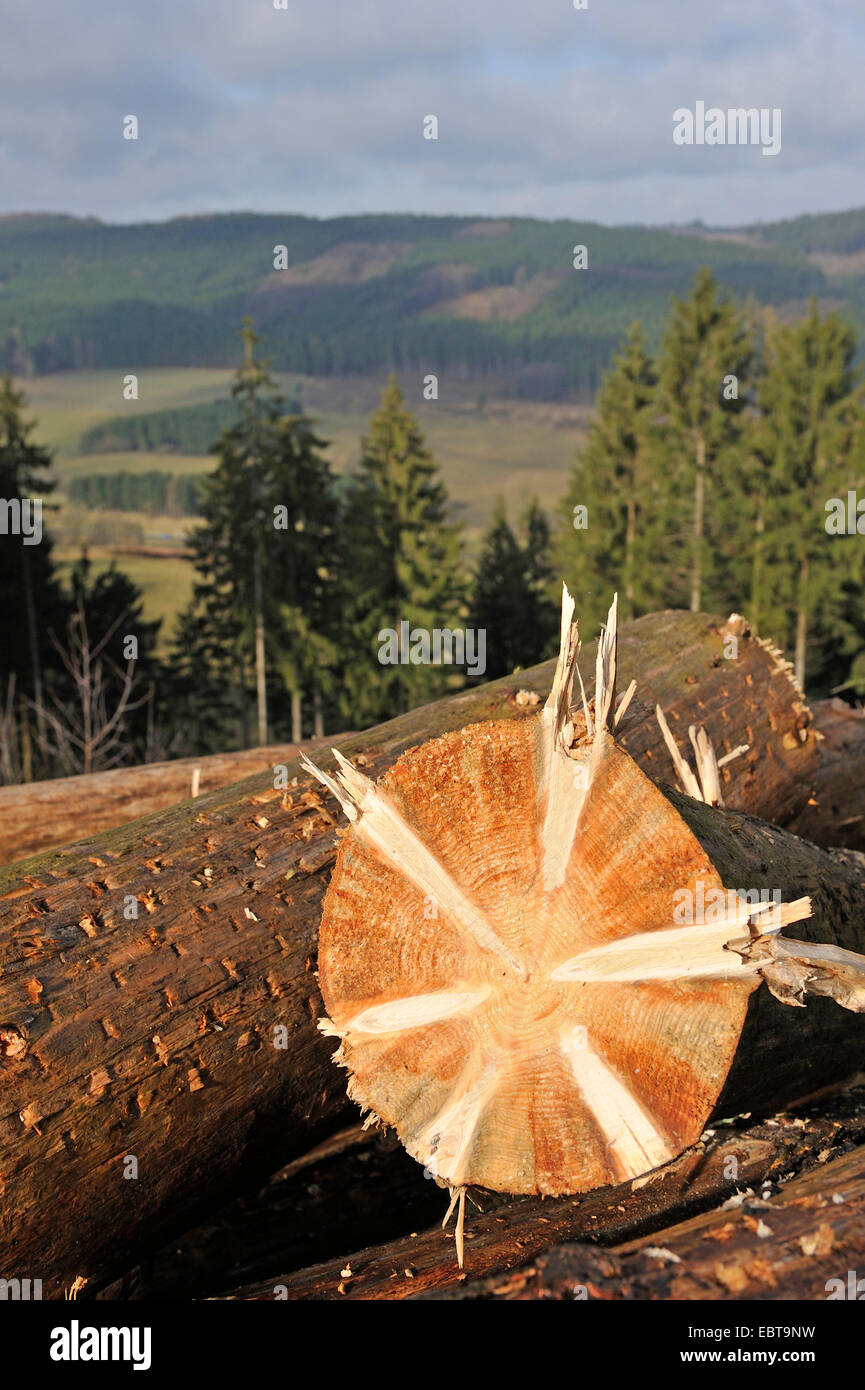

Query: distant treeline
<box><xmin>67</xmin><ymin>470</ymin><xmax>201</xmax><ymax>516</ymax></box>
<box><xmin>0</xmin><ymin>208</ymin><xmax>860</xmax><ymax>399</ymax></box>
<box><xmin>79</xmin><ymin>395</ymin><xmax>299</xmax><ymax>456</ymax></box>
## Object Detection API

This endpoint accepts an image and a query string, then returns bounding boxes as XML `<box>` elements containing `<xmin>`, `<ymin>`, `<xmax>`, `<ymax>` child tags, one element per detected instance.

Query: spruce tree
<box><xmin>832</xmin><ymin>403</ymin><xmax>865</xmax><ymax>697</ymax></box>
<box><xmin>0</xmin><ymin>372</ymin><xmax>68</xmax><ymax>775</ymax></box>
<box><xmin>657</xmin><ymin>269</ymin><xmax>753</xmax><ymax>612</ymax></box>
<box><xmin>750</xmin><ymin>301</ymin><xmax>862</xmax><ymax>690</ymax></box>
<box><xmin>521</xmin><ymin>496</ymin><xmax>560</xmax><ymax>638</ymax></box>
<box><xmin>172</xmin><ymin>323</ymin><xmax>337</xmax><ymax>749</ymax></box>
<box><xmin>340</xmin><ymin>376</ymin><xmax>462</xmax><ymax>723</ymax></box>
<box><xmin>469</xmin><ymin>498</ymin><xmax>558</xmax><ymax>680</ymax></box>
<box><xmin>556</xmin><ymin>323</ymin><xmax>665</xmax><ymax>632</ymax></box>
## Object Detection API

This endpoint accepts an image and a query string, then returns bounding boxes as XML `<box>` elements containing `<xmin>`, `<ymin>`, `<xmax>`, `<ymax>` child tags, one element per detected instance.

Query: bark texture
<box><xmin>791</xmin><ymin>697</ymin><xmax>865</xmax><ymax>851</ymax></box>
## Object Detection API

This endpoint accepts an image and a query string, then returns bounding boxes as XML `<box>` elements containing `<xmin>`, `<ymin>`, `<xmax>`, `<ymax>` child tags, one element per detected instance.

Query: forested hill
<box><xmin>2</xmin><ymin>207</ymin><xmax>865</xmax><ymax>398</ymax></box>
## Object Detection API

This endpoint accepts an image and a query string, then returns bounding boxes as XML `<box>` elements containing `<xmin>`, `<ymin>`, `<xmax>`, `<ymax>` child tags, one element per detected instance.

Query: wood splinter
<box><xmin>655</xmin><ymin>704</ymin><xmax>748</xmax><ymax>808</ymax></box>
<box><xmin>655</xmin><ymin>709</ymin><xmax>865</xmax><ymax>1014</ymax></box>
<box><xmin>303</xmin><ymin>585</ymin><xmax>865</xmax><ymax>1238</ymax></box>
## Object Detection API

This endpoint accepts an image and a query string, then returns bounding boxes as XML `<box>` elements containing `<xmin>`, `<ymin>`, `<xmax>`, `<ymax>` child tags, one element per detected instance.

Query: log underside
<box><xmin>98</xmin><ymin>1080</ymin><xmax>865</xmax><ymax>1302</ymax></box>
<box><xmin>432</xmin><ymin>1141</ymin><xmax>865</xmax><ymax>1302</ymax></box>
<box><xmin>791</xmin><ymin>697</ymin><xmax>865</xmax><ymax>851</ymax></box>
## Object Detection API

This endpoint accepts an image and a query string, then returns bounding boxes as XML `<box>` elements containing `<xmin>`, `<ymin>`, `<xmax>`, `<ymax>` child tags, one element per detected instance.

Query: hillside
<box><xmin>2</xmin><ymin>208</ymin><xmax>863</xmax><ymax>398</ymax></box>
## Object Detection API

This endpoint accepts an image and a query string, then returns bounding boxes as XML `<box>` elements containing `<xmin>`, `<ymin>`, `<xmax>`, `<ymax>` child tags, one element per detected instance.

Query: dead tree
<box><xmin>0</xmin><ymin>674</ymin><xmax>23</xmax><ymax>784</ymax></box>
<box><xmin>32</xmin><ymin>595</ymin><xmax>147</xmax><ymax>776</ymax></box>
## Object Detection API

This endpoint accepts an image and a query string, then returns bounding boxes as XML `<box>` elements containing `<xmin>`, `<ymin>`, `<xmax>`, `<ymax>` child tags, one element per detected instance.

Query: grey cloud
<box><xmin>0</xmin><ymin>0</ymin><xmax>862</xmax><ymax>225</ymax></box>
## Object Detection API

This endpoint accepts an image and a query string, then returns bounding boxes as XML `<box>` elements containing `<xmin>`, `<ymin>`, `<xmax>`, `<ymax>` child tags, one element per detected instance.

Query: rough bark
<box><xmin>790</xmin><ymin>697</ymin><xmax>865</xmax><ymax>851</ymax></box>
<box><xmin>0</xmin><ymin>610</ymin><xmax>839</xmax><ymax>1295</ymax></box>
<box><xmin>0</xmin><ymin>740</ymin><xmax>328</xmax><ymax>867</ymax></box>
<box><xmin>222</xmin><ymin>1084</ymin><xmax>865</xmax><ymax>1301</ymax></box>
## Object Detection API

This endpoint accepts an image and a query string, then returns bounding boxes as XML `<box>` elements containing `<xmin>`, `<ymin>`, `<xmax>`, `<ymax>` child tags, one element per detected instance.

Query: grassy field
<box><xmin>60</xmin><ymin>450</ymin><xmax>216</xmax><ymax>481</ymax></box>
<box><xmin>54</xmin><ymin>547</ymin><xmax>197</xmax><ymax>650</ymax></box>
<box><xmin>311</xmin><ymin>400</ymin><xmax>587</xmax><ymax>524</ymax></box>
<box><xmin>23</xmin><ymin>369</ymin><xmax>238</xmax><ymax>453</ymax></box>
<box><xmin>28</xmin><ymin>368</ymin><xmax>590</xmax><ymax>642</ymax></box>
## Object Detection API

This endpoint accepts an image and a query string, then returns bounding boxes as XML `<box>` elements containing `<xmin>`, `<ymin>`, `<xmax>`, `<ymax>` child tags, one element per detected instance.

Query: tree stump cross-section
<box><xmin>306</xmin><ymin>591</ymin><xmax>854</xmax><ymax>1224</ymax></box>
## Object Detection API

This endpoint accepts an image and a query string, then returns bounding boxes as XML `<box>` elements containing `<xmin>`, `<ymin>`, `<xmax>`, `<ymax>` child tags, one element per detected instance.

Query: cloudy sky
<box><xmin>1</xmin><ymin>0</ymin><xmax>863</xmax><ymax>228</ymax></box>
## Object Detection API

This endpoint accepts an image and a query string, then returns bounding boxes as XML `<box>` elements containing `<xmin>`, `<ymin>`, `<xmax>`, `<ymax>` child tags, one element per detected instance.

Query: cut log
<box><xmin>221</xmin><ymin>1083</ymin><xmax>865</xmax><ymax>1301</ymax></box>
<box><xmin>0</xmin><ymin>740</ymin><xmax>330</xmax><ymax>867</ymax></box>
<box><xmin>306</xmin><ymin>596</ymin><xmax>865</xmax><ymax>1215</ymax></box>
<box><xmin>791</xmin><ymin>697</ymin><xmax>865</xmax><ymax>851</ymax></box>
<box><xmin>435</xmin><ymin>1140</ymin><xmax>865</xmax><ymax>1301</ymax></box>
<box><xmin>0</xmin><ymin>608</ymin><xmax>843</xmax><ymax>1295</ymax></box>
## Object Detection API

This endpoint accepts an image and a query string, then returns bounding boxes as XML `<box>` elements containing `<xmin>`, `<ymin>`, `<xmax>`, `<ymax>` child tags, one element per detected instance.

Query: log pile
<box><xmin>0</xmin><ymin>602</ymin><xmax>863</xmax><ymax>1299</ymax></box>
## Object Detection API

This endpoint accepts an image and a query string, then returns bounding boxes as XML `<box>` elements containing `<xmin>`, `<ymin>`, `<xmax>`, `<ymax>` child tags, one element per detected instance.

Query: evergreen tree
<box><xmin>831</xmin><ymin>403</ymin><xmax>865</xmax><ymax>697</ymax></box>
<box><xmin>657</xmin><ymin>269</ymin><xmax>753</xmax><ymax>612</ymax></box>
<box><xmin>469</xmin><ymin>498</ymin><xmax>558</xmax><ymax>680</ymax></box>
<box><xmin>339</xmin><ymin>376</ymin><xmax>463</xmax><ymax>723</ymax></box>
<box><xmin>0</xmin><ymin>372</ymin><xmax>68</xmax><ymax>775</ymax></box>
<box><xmin>172</xmin><ymin>322</ymin><xmax>338</xmax><ymax>749</ymax></box>
<box><xmin>555</xmin><ymin>324</ymin><xmax>665</xmax><ymax>631</ymax></box>
<box><xmin>749</xmin><ymin>301</ymin><xmax>862</xmax><ymax>690</ymax></box>
<box><xmin>521</xmin><ymin>497</ymin><xmax>560</xmax><ymax>630</ymax></box>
